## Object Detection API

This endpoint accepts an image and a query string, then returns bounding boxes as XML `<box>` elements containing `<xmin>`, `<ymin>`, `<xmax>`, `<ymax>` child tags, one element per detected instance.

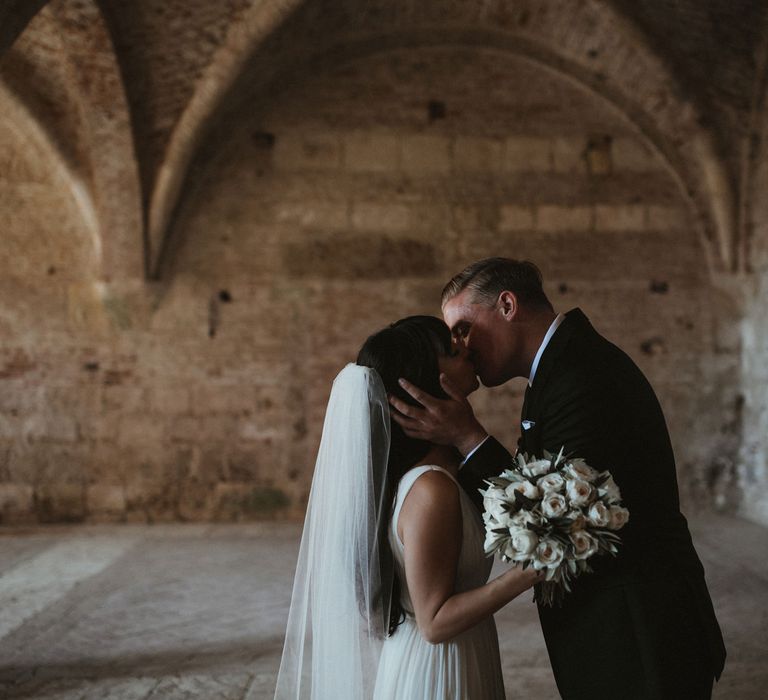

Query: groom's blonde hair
<box><xmin>441</xmin><ymin>257</ymin><xmax>553</xmax><ymax>311</ymax></box>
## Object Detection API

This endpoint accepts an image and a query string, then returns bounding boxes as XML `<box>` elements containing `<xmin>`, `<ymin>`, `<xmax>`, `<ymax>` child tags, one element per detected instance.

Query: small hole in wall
<box><xmin>640</xmin><ymin>337</ymin><xmax>666</xmax><ymax>356</ymax></box>
<box><xmin>252</xmin><ymin>131</ymin><xmax>275</xmax><ymax>148</ymax></box>
<box><xmin>47</xmin><ymin>266</ymin><xmax>57</xmax><ymax>275</ymax></box>
<box><xmin>558</xmin><ymin>283</ymin><xmax>568</xmax><ymax>294</ymax></box>
<box><xmin>650</xmin><ymin>280</ymin><xmax>669</xmax><ymax>294</ymax></box>
<box><xmin>428</xmin><ymin>100</ymin><xmax>446</xmax><ymax>122</ymax></box>
<box><xmin>219</xmin><ymin>290</ymin><xmax>232</xmax><ymax>303</ymax></box>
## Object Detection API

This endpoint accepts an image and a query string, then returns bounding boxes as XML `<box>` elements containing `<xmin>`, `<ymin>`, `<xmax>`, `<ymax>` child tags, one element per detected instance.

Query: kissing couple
<box><xmin>269</xmin><ymin>257</ymin><xmax>726</xmax><ymax>700</ymax></box>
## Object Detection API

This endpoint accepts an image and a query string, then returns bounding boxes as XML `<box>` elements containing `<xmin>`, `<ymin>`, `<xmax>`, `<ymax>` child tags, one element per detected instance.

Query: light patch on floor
<box><xmin>0</xmin><ymin>535</ymin><xmax>139</xmax><ymax>639</ymax></box>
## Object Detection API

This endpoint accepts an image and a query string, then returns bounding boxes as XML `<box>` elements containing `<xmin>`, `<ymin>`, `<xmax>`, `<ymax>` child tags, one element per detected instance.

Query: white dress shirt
<box><xmin>528</xmin><ymin>313</ymin><xmax>565</xmax><ymax>387</ymax></box>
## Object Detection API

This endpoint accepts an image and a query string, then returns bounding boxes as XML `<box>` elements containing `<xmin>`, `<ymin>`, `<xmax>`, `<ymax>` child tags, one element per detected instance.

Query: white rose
<box><xmin>598</xmin><ymin>475</ymin><xmax>622</xmax><ymax>504</ymax></box>
<box><xmin>565</xmin><ymin>460</ymin><xmax>598</xmax><ymax>482</ymax></box>
<box><xmin>522</xmin><ymin>459</ymin><xmax>552</xmax><ymax>478</ymax></box>
<box><xmin>567</xmin><ymin>510</ymin><xmax>587</xmax><ymax>532</ymax></box>
<box><xmin>511</xmin><ymin>509</ymin><xmax>541</xmax><ymax>529</ymax></box>
<box><xmin>533</xmin><ymin>539</ymin><xmax>565</xmax><ymax>570</ymax></box>
<box><xmin>482</xmin><ymin>487</ymin><xmax>507</xmax><ymax>516</ymax></box>
<box><xmin>565</xmin><ymin>478</ymin><xmax>594</xmax><ymax>507</ymax></box>
<box><xmin>509</xmin><ymin>528</ymin><xmax>539</xmax><ymax>559</ymax></box>
<box><xmin>483</xmin><ymin>510</ymin><xmax>513</xmax><ymax>530</ymax></box>
<box><xmin>569</xmin><ymin>530</ymin><xmax>598</xmax><ymax>560</ymax></box>
<box><xmin>587</xmin><ymin>501</ymin><xmax>611</xmax><ymax>527</ymax></box>
<box><xmin>539</xmin><ymin>472</ymin><xmax>565</xmax><ymax>493</ymax></box>
<box><xmin>541</xmin><ymin>492</ymin><xmax>568</xmax><ymax>519</ymax></box>
<box><xmin>608</xmin><ymin>505</ymin><xmax>630</xmax><ymax>530</ymax></box>
<box><xmin>506</xmin><ymin>480</ymin><xmax>541</xmax><ymax>501</ymax></box>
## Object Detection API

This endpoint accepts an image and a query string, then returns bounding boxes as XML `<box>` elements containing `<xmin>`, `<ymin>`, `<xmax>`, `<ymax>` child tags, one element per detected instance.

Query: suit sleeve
<box><xmin>458</xmin><ymin>436</ymin><xmax>515</xmax><ymax>513</ymax></box>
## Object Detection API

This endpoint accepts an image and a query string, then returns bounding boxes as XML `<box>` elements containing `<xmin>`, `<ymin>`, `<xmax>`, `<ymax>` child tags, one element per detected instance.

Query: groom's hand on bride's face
<box><xmin>389</xmin><ymin>376</ymin><xmax>488</xmax><ymax>456</ymax></box>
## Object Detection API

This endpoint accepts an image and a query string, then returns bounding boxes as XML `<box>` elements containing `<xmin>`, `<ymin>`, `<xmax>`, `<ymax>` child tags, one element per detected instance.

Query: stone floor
<box><xmin>0</xmin><ymin>515</ymin><xmax>766</xmax><ymax>699</ymax></box>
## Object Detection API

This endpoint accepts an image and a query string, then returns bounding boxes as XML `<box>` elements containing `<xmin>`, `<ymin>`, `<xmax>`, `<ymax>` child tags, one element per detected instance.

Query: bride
<box><xmin>268</xmin><ymin>316</ymin><xmax>538</xmax><ymax>700</ymax></box>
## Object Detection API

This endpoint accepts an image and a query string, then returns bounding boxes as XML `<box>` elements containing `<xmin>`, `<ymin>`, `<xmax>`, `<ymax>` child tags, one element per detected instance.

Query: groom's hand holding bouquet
<box><xmin>482</xmin><ymin>447</ymin><xmax>629</xmax><ymax>606</ymax></box>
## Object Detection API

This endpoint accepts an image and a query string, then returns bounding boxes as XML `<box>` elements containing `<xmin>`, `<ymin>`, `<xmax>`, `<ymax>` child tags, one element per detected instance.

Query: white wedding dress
<box><xmin>373</xmin><ymin>465</ymin><xmax>506</xmax><ymax>700</ymax></box>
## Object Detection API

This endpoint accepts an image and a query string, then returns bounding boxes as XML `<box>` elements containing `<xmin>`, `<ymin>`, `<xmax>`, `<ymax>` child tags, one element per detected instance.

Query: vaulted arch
<box><xmin>0</xmin><ymin>0</ymin><xmax>48</xmax><ymax>56</ymax></box>
<box><xmin>1</xmin><ymin>0</ymin><xmax>143</xmax><ymax>282</ymax></box>
<box><xmin>152</xmin><ymin>0</ymin><xmax>736</xmax><ymax>278</ymax></box>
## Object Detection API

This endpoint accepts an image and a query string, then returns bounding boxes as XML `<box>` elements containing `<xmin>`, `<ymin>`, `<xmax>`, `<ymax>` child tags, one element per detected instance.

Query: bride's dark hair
<box><xmin>356</xmin><ymin>315</ymin><xmax>457</xmax><ymax>636</ymax></box>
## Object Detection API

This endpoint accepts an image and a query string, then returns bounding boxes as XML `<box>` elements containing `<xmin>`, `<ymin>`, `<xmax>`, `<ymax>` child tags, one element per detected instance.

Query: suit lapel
<box><xmin>525</xmin><ymin>308</ymin><xmax>588</xmax><ymax>418</ymax></box>
<box><xmin>521</xmin><ymin>383</ymin><xmax>531</xmax><ymax>419</ymax></box>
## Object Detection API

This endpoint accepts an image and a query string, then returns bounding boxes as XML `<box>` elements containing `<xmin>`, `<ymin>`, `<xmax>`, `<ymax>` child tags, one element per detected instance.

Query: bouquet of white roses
<box><xmin>482</xmin><ymin>447</ymin><xmax>629</xmax><ymax>606</ymax></box>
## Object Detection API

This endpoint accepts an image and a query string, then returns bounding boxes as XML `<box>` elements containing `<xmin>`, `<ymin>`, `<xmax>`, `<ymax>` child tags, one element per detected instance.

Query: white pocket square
<box><xmin>522</xmin><ymin>420</ymin><xmax>536</xmax><ymax>431</ymax></box>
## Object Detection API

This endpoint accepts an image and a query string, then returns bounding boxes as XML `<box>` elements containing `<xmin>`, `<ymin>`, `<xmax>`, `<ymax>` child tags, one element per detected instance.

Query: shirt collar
<box><xmin>528</xmin><ymin>313</ymin><xmax>565</xmax><ymax>387</ymax></box>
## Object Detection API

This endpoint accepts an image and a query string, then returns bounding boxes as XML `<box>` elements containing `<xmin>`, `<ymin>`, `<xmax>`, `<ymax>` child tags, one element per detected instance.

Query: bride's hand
<box><xmin>504</xmin><ymin>565</ymin><xmax>543</xmax><ymax>593</ymax></box>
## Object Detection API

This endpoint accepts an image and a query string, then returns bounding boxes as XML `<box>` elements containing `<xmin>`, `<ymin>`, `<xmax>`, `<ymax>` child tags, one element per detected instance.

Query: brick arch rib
<box><xmin>0</xmin><ymin>0</ymin><xmax>49</xmax><ymax>56</ymax></box>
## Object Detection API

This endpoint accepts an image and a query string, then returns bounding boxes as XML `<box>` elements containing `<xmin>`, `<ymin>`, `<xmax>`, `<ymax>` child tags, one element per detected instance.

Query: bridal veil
<box><xmin>265</xmin><ymin>363</ymin><xmax>393</xmax><ymax>699</ymax></box>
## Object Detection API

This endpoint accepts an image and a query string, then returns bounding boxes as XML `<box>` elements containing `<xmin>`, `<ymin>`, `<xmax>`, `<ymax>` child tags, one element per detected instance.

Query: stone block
<box><xmin>0</xmin><ymin>482</ymin><xmax>33</xmax><ymax>512</ymax></box>
<box><xmin>0</xmin><ymin>414</ymin><xmax>17</xmax><ymax>439</ymax></box>
<box><xmin>170</xmin><ymin>416</ymin><xmax>202</xmax><ymax>442</ymax></box>
<box><xmin>451</xmin><ymin>206</ymin><xmax>481</xmax><ymax>231</ymax></box>
<box><xmin>504</xmin><ymin>137</ymin><xmax>551</xmax><ymax>172</ymax></box>
<box><xmin>714</xmin><ymin>317</ymin><xmax>742</xmax><ymax>354</ymax></box>
<box><xmin>647</xmin><ymin>205</ymin><xmax>687</xmax><ymax>231</ymax></box>
<box><xmin>78</xmin><ymin>413</ymin><xmax>116</xmax><ymax>441</ymax></box>
<box><xmin>499</xmin><ymin>205</ymin><xmax>535</xmax><ymax>232</ymax></box>
<box><xmin>274</xmin><ymin>201</ymin><xmax>348</xmax><ymax>229</ymax></box>
<box><xmin>536</xmin><ymin>205</ymin><xmax>592</xmax><ymax>232</ymax></box>
<box><xmin>344</xmin><ymin>130</ymin><xmax>399</xmax><ymax>172</ymax></box>
<box><xmin>192</xmin><ymin>384</ymin><xmax>255</xmax><ymax>414</ymax></box>
<box><xmin>195</xmin><ymin>415</ymin><xmax>239</xmax><ymax>443</ymax></box>
<box><xmin>35</xmin><ymin>483</ymin><xmax>86</xmax><ymax>522</ymax></box>
<box><xmin>612</xmin><ymin>137</ymin><xmax>660</xmax><ymax>171</ymax></box>
<box><xmin>239</xmin><ymin>420</ymin><xmax>281</xmax><ymax>441</ymax></box>
<box><xmin>282</xmin><ymin>235</ymin><xmax>437</xmax><ymax>278</ymax></box>
<box><xmin>215</xmin><ymin>483</ymin><xmax>290</xmax><ymax>518</ymax></box>
<box><xmin>152</xmin><ymin>385</ymin><xmax>192</xmax><ymax>414</ymax></box>
<box><xmin>273</xmin><ymin>131</ymin><xmax>341</xmax><ymax>171</ymax></box>
<box><xmin>23</xmin><ymin>413</ymin><xmax>78</xmax><ymax>442</ymax></box>
<box><xmin>118</xmin><ymin>415</ymin><xmax>165</xmax><ymax>447</ymax></box>
<box><xmin>86</xmin><ymin>483</ymin><xmax>126</xmax><ymax>512</ymax></box>
<box><xmin>351</xmin><ymin>202</ymin><xmax>411</xmax><ymax>232</ymax></box>
<box><xmin>177</xmin><ymin>480</ymin><xmax>216</xmax><ymax>520</ymax></box>
<box><xmin>453</xmin><ymin>136</ymin><xmax>503</xmax><ymax>173</ymax></box>
<box><xmin>551</xmin><ymin>137</ymin><xmax>586</xmax><ymax>174</ymax></box>
<box><xmin>102</xmin><ymin>385</ymin><xmax>147</xmax><ymax>412</ymax></box>
<box><xmin>595</xmin><ymin>204</ymin><xmax>646</xmax><ymax>231</ymax></box>
<box><xmin>401</xmin><ymin>134</ymin><xmax>451</xmax><ymax>174</ymax></box>
<box><xmin>226</xmin><ymin>449</ymin><xmax>263</xmax><ymax>481</ymax></box>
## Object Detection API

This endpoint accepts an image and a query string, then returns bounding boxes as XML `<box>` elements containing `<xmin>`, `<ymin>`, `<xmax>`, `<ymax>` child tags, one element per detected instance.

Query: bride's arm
<box><xmin>398</xmin><ymin>470</ymin><xmax>538</xmax><ymax>645</ymax></box>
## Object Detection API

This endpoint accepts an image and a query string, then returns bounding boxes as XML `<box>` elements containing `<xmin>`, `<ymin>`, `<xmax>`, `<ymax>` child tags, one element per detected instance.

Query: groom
<box><xmin>390</xmin><ymin>258</ymin><xmax>726</xmax><ymax>699</ymax></box>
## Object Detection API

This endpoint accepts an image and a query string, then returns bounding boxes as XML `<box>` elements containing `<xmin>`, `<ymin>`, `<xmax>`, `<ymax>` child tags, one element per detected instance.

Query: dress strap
<box><xmin>391</xmin><ymin>465</ymin><xmax>460</xmax><ymax>548</ymax></box>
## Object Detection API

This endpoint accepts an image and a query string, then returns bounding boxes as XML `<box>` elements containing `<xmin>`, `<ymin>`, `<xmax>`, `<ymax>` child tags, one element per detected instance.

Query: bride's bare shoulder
<box><xmin>402</xmin><ymin>467</ymin><xmax>459</xmax><ymax>508</ymax></box>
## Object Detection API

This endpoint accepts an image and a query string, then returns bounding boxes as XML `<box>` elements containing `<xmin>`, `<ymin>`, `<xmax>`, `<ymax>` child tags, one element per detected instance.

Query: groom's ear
<box><xmin>497</xmin><ymin>291</ymin><xmax>518</xmax><ymax>321</ymax></box>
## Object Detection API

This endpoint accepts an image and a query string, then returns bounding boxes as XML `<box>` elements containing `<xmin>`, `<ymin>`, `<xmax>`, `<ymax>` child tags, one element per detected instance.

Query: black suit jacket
<box><xmin>460</xmin><ymin>309</ymin><xmax>726</xmax><ymax>698</ymax></box>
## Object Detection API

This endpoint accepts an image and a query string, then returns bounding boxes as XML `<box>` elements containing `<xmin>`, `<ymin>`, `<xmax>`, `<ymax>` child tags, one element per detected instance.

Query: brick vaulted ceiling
<box><xmin>1</xmin><ymin>0</ymin><xmax>767</xmax><ymax>280</ymax></box>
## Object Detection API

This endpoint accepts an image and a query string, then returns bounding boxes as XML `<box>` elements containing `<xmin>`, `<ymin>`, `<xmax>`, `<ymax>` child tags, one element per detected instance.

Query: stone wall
<box><xmin>0</xmin><ymin>45</ymin><xmax>742</xmax><ymax>523</ymax></box>
<box><xmin>738</xmin><ymin>105</ymin><xmax>768</xmax><ymax>526</ymax></box>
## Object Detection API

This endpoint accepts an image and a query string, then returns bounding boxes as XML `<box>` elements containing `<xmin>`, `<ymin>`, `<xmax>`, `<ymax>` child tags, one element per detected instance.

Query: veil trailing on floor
<box><xmin>266</xmin><ymin>363</ymin><xmax>394</xmax><ymax>700</ymax></box>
